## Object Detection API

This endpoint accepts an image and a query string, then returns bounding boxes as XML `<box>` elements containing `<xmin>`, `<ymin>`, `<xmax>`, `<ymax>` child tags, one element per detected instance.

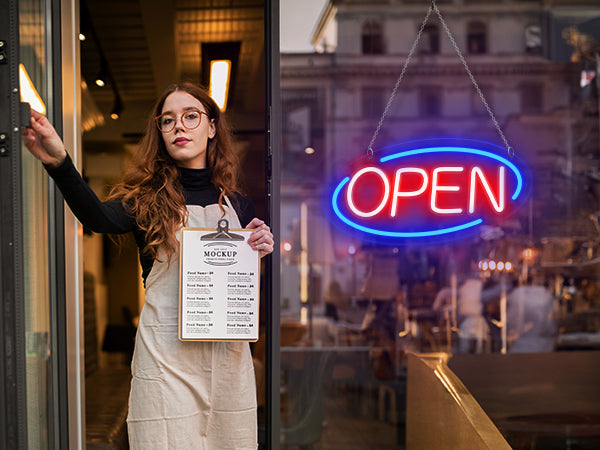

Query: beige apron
<box><xmin>127</xmin><ymin>200</ymin><xmax>257</xmax><ymax>449</ymax></box>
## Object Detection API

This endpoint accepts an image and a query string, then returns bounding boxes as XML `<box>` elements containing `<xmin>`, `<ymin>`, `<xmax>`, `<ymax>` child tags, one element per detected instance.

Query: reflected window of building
<box><xmin>362</xmin><ymin>19</ymin><xmax>385</xmax><ymax>54</ymax></box>
<box><xmin>419</xmin><ymin>86</ymin><xmax>442</xmax><ymax>117</ymax></box>
<box><xmin>520</xmin><ymin>82</ymin><xmax>543</xmax><ymax>114</ymax></box>
<box><xmin>362</xmin><ymin>86</ymin><xmax>386</xmax><ymax>119</ymax></box>
<box><xmin>525</xmin><ymin>24</ymin><xmax>542</xmax><ymax>54</ymax></box>
<box><xmin>467</xmin><ymin>21</ymin><xmax>487</xmax><ymax>54</ymax></box>
<box><xmin>419</xmin><ymin>24</ymin><xmax>440</xmax><ymax>54</ymax></box>
<box><xmin>282</xmin><ymin>89</ymin><xmax>325</xmax><ymax>181</ymax></box>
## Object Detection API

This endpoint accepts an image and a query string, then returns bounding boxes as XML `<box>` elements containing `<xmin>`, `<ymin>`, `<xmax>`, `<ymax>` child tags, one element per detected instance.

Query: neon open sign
<box><xmin>330</xmin><ymin>140</ymin><xmax>530</xmax><ymax>240</ymax></box>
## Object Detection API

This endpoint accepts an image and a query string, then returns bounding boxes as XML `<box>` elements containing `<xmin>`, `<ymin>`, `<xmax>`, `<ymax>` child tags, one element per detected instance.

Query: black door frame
<box><xmin>265</xmin><ymin>0</ymin><xmax>281</xmax><ymax>448</ymax></box>
<box><xmin>0</xmin><ymin>0</ymin><xmax>29</xmax><ymax>447</ymax></box>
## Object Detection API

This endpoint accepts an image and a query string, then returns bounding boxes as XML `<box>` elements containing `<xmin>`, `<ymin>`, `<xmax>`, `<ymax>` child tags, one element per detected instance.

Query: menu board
<box><xmin>178</xmin><ymin>222</ymin><xmax>260</xmax><ymax>341</ymax></box>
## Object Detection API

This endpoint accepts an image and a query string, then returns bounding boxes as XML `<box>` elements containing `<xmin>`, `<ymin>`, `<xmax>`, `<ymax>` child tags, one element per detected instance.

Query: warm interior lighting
<box><xmin>95</xmin><ymin>78</ymin><xmax>105</xmax><ymax>87</ymax></box>
<box><xmin>300</xmin><ymin>306</ymin><xmax>308</xmax><ymax>325</ymax></box>
<box><xmin>110</xmin><ymin>93</ymin><xmax>123</xmax><ymax>120</ymax></box>
<box><xmin>209</xmin><ymin>60</ymin><xmax>231</xmax><ymax>111</ymax></box>
<box><xmin>523</xmin><ymin>248</ymin><xmax>534</xmax><ymax>259</ymax></box>
<box><xmin>479</xmin><ymin>259</ymin><xmax>512</xmax><ymax>272</ymax></box>
<box><xmin>305</xmin><ymin>147</ymin><xmax>315</xmax><ymax>155</ymax></box>
<box><xmin>79</xmin><ymin>33</ymin><xmax>86</xmax><ymax>41</ymax></box>
<box><xmin>282</xmin><ymin>241</ymin><xmax>292</xmax><ymax>252</ymax></box>
<box><xmin>19</xmin><ymin>64</ymin><xmax>46</xmax><ymax>114</ymax></box>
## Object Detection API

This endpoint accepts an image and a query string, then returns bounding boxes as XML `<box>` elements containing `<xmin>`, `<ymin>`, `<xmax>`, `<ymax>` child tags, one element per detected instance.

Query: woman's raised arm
<box><xmin>20</xmin><ymin>109</ymin><xmax>136</xmax><ymax>234</ymax></box>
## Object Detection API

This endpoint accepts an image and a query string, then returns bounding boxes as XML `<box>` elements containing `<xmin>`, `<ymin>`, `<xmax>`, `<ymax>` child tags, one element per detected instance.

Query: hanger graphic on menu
<box><xmin>200</xmin><ymin>219</ymin><xmax>245</xmax><ymax>241</ymax></box>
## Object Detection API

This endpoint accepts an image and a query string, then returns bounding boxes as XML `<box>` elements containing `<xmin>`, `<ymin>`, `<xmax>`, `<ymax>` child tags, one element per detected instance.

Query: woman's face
<box><xmin>159</xmin><ymin>91</ymin><xmax>215</xmax><ymax>169</ymax></box>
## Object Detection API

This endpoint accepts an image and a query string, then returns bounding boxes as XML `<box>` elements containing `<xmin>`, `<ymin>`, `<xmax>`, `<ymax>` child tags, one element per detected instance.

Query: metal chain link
<box><xmin>433</xmin><ymin>4</ymin><xmax>514</xmax><ymax>157</ymax></box>
<box><xmin>367</xmin><ymin>1</ymin><xmax>515</xmax><ymax>159</ymax></box>
<box><xmin>367</xmin><ymin>4</ymin><xmax>434</xmax><ymax>158</ymax></box>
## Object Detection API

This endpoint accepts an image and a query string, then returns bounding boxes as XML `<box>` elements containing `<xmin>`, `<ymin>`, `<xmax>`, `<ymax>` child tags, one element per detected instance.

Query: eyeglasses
<box><xmin>155</xmin><ymin>109</ymin><xmax>210</xmax><ymax>133</ymax></box>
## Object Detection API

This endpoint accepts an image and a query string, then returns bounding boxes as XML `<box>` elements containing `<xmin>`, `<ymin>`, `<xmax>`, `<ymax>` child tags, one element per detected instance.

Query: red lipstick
<box><xmin>173</xmin><ymin>137</ymin><xmax>190</xmax><ymax>145</ymax></box>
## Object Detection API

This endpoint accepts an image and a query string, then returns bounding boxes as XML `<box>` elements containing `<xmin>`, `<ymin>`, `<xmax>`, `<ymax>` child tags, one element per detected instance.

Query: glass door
<box><xmin>20</xmin><ymin>1</ymin><xmax>54</xmax><ymax>447</ymax></box>
<box><xmin>0</xmin><ymin>0</ymin><xmax>68</xmax><ymax>448</ymax></box>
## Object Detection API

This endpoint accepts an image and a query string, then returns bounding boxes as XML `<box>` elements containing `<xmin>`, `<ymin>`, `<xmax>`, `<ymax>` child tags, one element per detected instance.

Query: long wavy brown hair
<box><xmin>108</xmin><ymin>82</ymin><xmax>240</xmax><ymax>261</ymax></box>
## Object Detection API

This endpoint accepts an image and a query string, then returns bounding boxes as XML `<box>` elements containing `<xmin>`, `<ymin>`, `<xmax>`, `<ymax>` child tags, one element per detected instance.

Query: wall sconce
<box><xmin>209</xmin><ymin>60</ymin><xmax>231</xmax><ymax>111</ymax></box>
<box><xmin>201</xmin><ymin>42</ymin><xmax>240</xmax><ymax>112</ymax></box>
<box><xmin>19</xmin><ymin>64</ymin><xmax>46</xmax><ymax>114</ymax></box>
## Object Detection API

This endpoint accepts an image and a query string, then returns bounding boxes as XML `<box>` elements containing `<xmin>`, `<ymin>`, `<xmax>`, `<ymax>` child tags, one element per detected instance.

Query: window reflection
<box><xmin>362</xmin><ymin>19</ymin><xmax>384</xmax><ymax>54</ymax></box>
<box><xmin>467</xmin><ymin>21</ymin><xmax>487</xmax><ymax>54</ymax></box>
<box><xmin>419</xmin><ymin>24</ymin><xmax>439</xmax><ymax>55</ymax></box>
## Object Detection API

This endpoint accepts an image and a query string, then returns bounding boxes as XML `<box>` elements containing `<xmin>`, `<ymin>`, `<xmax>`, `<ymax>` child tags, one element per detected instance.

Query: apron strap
<box><xmin>223</xmin><ymin>194</ymin><xmax>234</xmax><ymax>212</ymax></box>
<box><xmin>222</xmin><ymin>194</ymin><xmax>242</xmax><ymax>228</ymax></box>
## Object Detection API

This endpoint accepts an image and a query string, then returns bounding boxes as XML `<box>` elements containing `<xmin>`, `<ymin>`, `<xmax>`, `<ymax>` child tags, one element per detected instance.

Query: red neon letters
<box><xmin>346</xmin><ymin>165</ymin><xmax>505</xmax><ymax>218</ymax></box>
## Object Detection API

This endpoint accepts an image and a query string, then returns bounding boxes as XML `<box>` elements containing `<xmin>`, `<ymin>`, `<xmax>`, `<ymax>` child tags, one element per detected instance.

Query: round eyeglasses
<box><xmin>155</xmin><ymin>109</ymin><xmax>210</xmax><ymax>133</ymax></box>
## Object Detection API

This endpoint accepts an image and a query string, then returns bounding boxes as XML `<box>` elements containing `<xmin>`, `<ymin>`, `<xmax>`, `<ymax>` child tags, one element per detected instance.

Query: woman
<box><xmin>22</xmin><ymin>82</ymin><xmax>274</xmax><ymax>449</ymax></box>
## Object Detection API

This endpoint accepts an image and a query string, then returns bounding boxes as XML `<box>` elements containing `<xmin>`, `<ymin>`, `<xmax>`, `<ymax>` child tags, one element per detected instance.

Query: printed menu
<box><xmin>179</xmin><ymin>222</ymin><xmax>260</xmax><ymax>341</ymax></box>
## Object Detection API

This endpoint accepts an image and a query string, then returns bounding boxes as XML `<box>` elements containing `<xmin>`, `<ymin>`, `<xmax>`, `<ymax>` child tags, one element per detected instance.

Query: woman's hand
<box><xmin>246</xmin><ymin>218</ymin><xmax>274</xmax><ymax>258</ymax></box>
<box><xmin>21</xmin><ymin>109</ymin><xmax>67</xmax><ymax>168</ymax></box>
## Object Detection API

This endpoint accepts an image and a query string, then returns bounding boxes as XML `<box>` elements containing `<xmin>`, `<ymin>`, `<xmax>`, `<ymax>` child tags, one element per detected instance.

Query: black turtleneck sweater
<box><xmin>46</xmin><ymin>154</ymin><xmax>255</xmax><ymax>283</ymax></box>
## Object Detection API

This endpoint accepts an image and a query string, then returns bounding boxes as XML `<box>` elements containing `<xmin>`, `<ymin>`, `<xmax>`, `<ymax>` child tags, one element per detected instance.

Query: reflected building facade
<box><xmin>280</xmin><ymin>0</ymin><xmax>600</xmax><ymax>346</ymax></box>
<box><xmin>278</xmin><ymin>2</ymin><xmax>600</xmax><ymax>447</ymax></box>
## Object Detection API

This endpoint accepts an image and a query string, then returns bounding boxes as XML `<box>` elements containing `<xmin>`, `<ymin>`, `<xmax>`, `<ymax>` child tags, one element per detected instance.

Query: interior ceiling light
<box><xmin>110</xmin><ymin>92</ymin><xmax>123</xmax><ymax>120</ymax></box>
<box><xmin>79</xmin><ymin>33</ymin><xmax>86</xmax><ymax>41</ymax></box>
<box><xmin>95</xmin><ymin>61</ymin><xmax>108</xmax><ymax>87</ymax></box>
<box><xmin>304</xmin><ymin>147</ymin><xmax>315</xmax><ymax>155</ymax></box>
<box><xmin>209</xmin><ymin>60</ymin><xmax>231</xmax><ymax>111</ymax></box>
<box><xmin>19</xmin><ymin>64</ymin><xmax>46</xmax><ymax>114</ymax></box>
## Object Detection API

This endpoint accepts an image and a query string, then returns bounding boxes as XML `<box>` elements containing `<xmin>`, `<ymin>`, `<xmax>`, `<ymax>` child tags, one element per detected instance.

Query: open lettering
<box><xmin>346</xmin><ymin>165</ymin><xmax>505</xmax><ymax>217</ymax></box>
<box><xmin>330</xmin><ymin>144</ymin><xmax>527</xmax><ymax>239</ymax></box>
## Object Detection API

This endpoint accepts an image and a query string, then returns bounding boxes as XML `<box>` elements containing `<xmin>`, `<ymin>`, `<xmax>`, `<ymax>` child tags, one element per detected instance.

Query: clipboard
<box><xmin>178</xmin><ymin>219</ymin><xmax>260</xmax><ymax>342</ymax></box>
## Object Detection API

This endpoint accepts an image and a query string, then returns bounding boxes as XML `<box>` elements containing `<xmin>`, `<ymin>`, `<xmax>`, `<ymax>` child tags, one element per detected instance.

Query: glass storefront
<box><xmin>279</xmin><ymin>1</ymin><xmax>600</xmax><ymax>448</ymax></box>
<box><xmin>5</xmin><ymin>0</ymin><xmax>600</xmax><ymax>448</ymax></box>
<box><xmin>19</xmin><ymin>0</ymin><xmax>54</xmax><ymax>447</ymax></box>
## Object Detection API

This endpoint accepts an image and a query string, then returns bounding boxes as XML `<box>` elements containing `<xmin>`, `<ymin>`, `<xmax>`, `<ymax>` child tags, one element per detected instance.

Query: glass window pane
<box><xmin>19</xmin><ymin>0</ymin><xmax>53</xmax><ymax>447</ymax></box>
<box><xmin>281</xmin><ymin>1</ymin><xmax>600</xmax><ymax>448</ymax></box>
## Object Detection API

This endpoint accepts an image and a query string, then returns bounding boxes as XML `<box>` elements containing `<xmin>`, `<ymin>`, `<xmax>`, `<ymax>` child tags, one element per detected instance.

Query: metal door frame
<box><xmin>0</xmin><ymin>0</ymin><xmax>30</xmax><ymax>447</ymax></box>
<box><xmin>265</xmin><ymin>0</ymin><xmax>281</xmax><ymax>447</ymax></box>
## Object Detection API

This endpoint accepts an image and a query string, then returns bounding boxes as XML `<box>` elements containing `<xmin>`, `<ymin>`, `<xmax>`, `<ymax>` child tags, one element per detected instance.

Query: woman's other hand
<box><xmin>246</xmin><ymin>218</ymin><xmax>274</xmax><ymax>258</ymax></box>
<box><xmin>21</xmin><ymin>109</ymin><xmax>67</xmax><ymax>168</ymax></box>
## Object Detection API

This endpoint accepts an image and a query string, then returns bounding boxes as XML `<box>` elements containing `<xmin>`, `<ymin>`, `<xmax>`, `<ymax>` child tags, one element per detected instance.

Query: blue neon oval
<box><xmin>330</xmin><ymin>145</ymin><xmax>527</xmax><ymax>239</ymax></box>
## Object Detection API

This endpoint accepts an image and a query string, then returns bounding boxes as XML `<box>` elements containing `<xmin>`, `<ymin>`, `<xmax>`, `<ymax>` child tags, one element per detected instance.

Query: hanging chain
<box><xmin>367</xmin><ymin>0</ymin><xmax>515</xmax><ymax>159</ymax></box>
<box><xmin>366</xmin><ymin>4</ymin><xmax>434</xmax><ymax>159</ymax></box>
<box><xmin>433</xmin><ymin>4</ymin><xmax>514</xmax><ymax>157</ymax></box>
